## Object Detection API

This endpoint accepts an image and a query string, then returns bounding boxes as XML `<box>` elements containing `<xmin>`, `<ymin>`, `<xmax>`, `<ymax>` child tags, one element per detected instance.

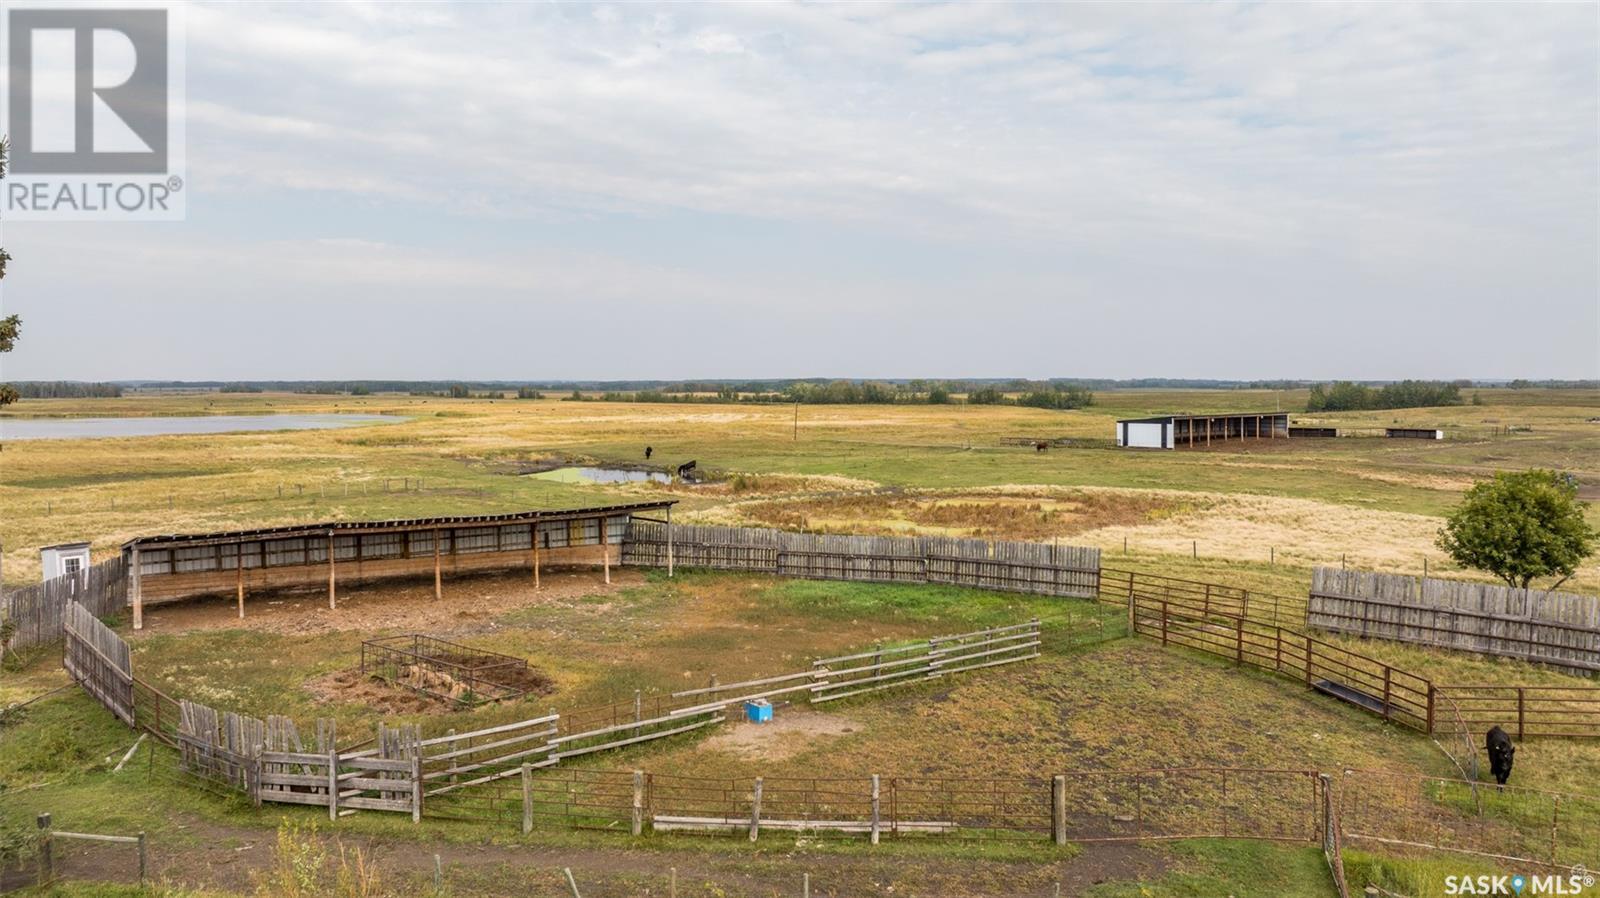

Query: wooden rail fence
<box><xmin>1308</xmin><ymin>568</ymin><xmax>1600</xmax><ymax>673</ymax></box>
<box><xmin>623</xmin><ymin>522</ymin><xmax>1100</xmax><ymax>600</ymax></box>
<box><xmin>3</xmin><ymin>557</ymin><xmax>127</xmax><ymax>651</ymax></box>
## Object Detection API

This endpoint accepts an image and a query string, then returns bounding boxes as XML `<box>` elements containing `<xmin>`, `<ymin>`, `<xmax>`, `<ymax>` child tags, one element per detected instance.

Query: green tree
<box><xmin>1436</xmin><ymin>470</ymin><xmax>1597</xmax><ymax>590</ymax></box>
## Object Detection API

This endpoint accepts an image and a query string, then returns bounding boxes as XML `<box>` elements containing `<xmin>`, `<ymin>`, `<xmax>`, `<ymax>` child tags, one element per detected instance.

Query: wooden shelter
<box><xmin>1116</xmin><ymin>412</ymin><xmax>1289</xmax><ymax>449</ymax></box>
<box><xmin>119</xmin><ymin>501</ymin><xmax>676</xmax><ymax>629</ymax></box>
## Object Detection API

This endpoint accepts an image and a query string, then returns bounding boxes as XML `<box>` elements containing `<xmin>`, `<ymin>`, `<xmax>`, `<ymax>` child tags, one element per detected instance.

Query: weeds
<box><xmin>254</xmin><ymin>820</ymin><xmax>384</xmax><ymax>898</ymax></box>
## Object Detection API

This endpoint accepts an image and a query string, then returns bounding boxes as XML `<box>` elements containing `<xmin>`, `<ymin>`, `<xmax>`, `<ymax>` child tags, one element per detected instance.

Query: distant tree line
<box><xmin>12</xmin><ymin>381</ymin><xmax>123</xmax><ymax>398</ymax></box>
<box><xmin>1304</xmin><ymin>380</ymin><xmax>1463</xmax><ymax>412</ymax></box>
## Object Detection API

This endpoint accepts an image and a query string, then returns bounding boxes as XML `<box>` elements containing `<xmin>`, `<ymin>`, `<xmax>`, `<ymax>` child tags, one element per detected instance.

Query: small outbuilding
<box><xmin>1385</xmin><ymin>427</ymin><xmax>1443</xmax><ymax>440</ymax></box>
<box><xmin>39</xmin><ymin>542</ymin><xmax>91</xmax><ymax>581</ymax></box>
<box><xmin>1116</xmin><ymin>412</ymin><xmax>1289</xmax><ymax>450</ymax></box>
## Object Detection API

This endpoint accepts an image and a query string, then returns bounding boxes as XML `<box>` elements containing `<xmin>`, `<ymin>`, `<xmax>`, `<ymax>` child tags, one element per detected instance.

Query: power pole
<box><xmin>793</xmin><ymin>402</ymin><xmax>799</xmax><ymax>442</ymax></box>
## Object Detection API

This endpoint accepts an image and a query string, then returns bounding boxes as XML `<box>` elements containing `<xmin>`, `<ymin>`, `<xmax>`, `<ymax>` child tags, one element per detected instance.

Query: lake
<box><xmin>0</xmin><ymin>414</ymin><xmax>402</xmax><ymax>441</ymax></box>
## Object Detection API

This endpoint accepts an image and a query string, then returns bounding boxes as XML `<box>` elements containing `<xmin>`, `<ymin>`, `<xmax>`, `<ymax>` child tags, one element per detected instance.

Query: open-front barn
<box><xmin>120</xmin><ymin>501</ymin><xmax>676</xmax><ymax>627</ymax></box>
<box><xmin>1115</xmin><ymin>412</ymin><xmax>1290</xmax><ymax>449</ymax></box>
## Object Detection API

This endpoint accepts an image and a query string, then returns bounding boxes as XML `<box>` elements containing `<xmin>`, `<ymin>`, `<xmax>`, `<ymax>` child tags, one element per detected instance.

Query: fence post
<box><xmin>1318</xmin><ymin>773</ymin><xmax>1333</xmax><ymax>845</ymax></box>
<box><xmin>631</xmin><ymin>770</ymin><xmax>644</xmax><ymax>837</ymax></box>
<box><xmin>411</xmin><ymin>753</ymin><xmax>423</xmax><ymax>823</ymax></box>
<box><xmin>1381</xmin><ymin>668</ymin><xmax>1392</xmax><ymax>720</ymax></box>
<box><xmin>1051</xmin><ymin>775</ymin><xmax>1067</xmax><ymax>847</ymax></box>
<box><xmin>870</xmin><ymin>774</ymin><xmax>881</xmax><ymax>845</ymax></box>
<box><xmin>749</xmin><ymin>777</ymin><xmax>763</xmax><ymax>842</ymax></box>
<box><xmin>137</xmin><ymin>831</ymin><xmax>147</xmax><ymax>885</ymax></box>
<box><xmin>1160</xmin><ymin>602</ymin><xmax>1168</xmax><ymax>646</ymax></box>
<box><xmin>1426</xmin><ymin>685</ymin><xmax>1436</xmax><ymax>735</ymax></box>
<box><xmin>521</xmin><ymin>764</ymin><xmax>533</xmax><ymax>836</ymax></box>
<box><xmin>1517</xmin><ymin>688</ymin><xmax>1526</xmax><ymax>740</ymax></box>
<box><xmin>36</xmin><ymin>813</ymin><xmax>51</xmax><ymax>886</ymax></box>
<box><xmin>1234</xmin><ymin>616</ymin><xmax>1244</xmax><ymax>666</ymax></box>
<box><xmin>251</xmin><ymin>743</ymin><xmax>264</xmax><ymax>808</ymax></box>
<box><xmin>1304</xmin><ymin>634</ymin><xmax>1314</xmax><ymax>685</ymax></box>
<box><xmin>327</xmin><ymin>746</ymin><xmax>339</xmax><ymax>822</ymax></box>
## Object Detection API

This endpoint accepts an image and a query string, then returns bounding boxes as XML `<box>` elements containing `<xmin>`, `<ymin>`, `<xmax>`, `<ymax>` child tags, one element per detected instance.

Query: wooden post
<box><xmin>870</xmin><ymin>775</ymin><xmax>881</xmax><ymax>845</ymax></box>
<box><xmin>137</xmin><ymin>831</ymin><xmax>147</xmax><ymax>885</ymax></box>
<box><xmin>1235</xmin><ymin>616</ymin><xmax>1244</xmax><ymax>666</ymax></box>
<box><xmin>236</xmin><ymin>544</ymin><xmax>246</xmax><ymax>618</ymax></box>
<box><xmin>749</xmin><ymin>777</ymin><xmax>763</xmax><ymax>842</ymax></box>
<box><xmin>131</xmin><ymin>546</ymin><xmax>143</xmax><ymax>631</ymax></box>
<box><xmin>411</xmin><ymin>753</ymin><xmax>423</xmax><ymax>823</ymax></box>
<box><xmin>1425</xmin><ymin>685</ymin><xmax>1436</xmax><ymax>735</ymax></box>
<box><xmin>601</xmin><ymin>517</ymin><xmax>611</xmax><ymax>585</ymax></box>
<box><xmin>327</xmin><ymin>745</ymin><xmax>340</xmax><ymax>821</ymax></box>
<box><xmin>533</xmin><ymin>528</ymin><xmax>541</xmax><ymax>590</ymax></box>
<box><xmin>1517</xmin><ymin>688</ymin><xmax>1525</xmax><ymax>739</ymax></box>
<box><xmin>666</xmin><ymin>505</ymin><xmax>674</xmax><ymax>578</ymax></box>
<box><xmin>1305</xmin><ymin>634</ymin><xmax>1314</xmax><ymax>685</ymax></box>
<box><xmin>36</xmin><ymin>813</ymin><xmax>51</xmax><ymax>885</ymax></box>
<box><xmin>434</xmin><ymin>528</ymin><xmax>443</xmax><ymax>599</ymax></box>
<box><xmin>521</xmin><ymin>764</ymin><xmax>533</xmax><ymax>835</ymax></box>
<box><xmin>1052</xmin><ymin>775</ymin><xmax>1067</xmax><ymax>846</ymax></box>
<box><xmin>631</xmin><ymin>770</ymin><xmax>644</xmax><ymax>836</ymax></box>
<box><xmin>327</xmin><ymin>532</ymin><xmax>337</xmax><ymax>610</ymax></box>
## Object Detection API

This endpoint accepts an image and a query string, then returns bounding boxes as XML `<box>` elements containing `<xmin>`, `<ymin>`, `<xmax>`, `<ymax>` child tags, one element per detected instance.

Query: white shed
<box><xmin>40</xmin><ymin>542</ymin><xmax>91</xmax><ymax>581</ymax></box>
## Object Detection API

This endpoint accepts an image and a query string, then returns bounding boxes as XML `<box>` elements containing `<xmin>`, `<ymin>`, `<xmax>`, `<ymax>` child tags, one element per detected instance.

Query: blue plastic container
<box><xmin>744</xmin><ymin>698</ymin><xmax>773</xmax><ymax>723</ymax></box>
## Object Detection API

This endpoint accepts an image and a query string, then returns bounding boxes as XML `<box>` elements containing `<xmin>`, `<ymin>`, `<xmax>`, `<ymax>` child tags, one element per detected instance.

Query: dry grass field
<box><xmin>2</xmin><ymin>388</ymin><xmax>1598</xmax><ymax>897</ymax></box>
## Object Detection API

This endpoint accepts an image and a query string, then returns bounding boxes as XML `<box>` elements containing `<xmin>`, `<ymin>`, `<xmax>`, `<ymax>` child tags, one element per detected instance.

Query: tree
<box><xmin>1436</xmin><ymin>470</ymin><xmax>1597</xmax><ymax>590</ymax></box>
<box><xmin>0</xmin><ymin>136</ymin><xmax>15</xmax><ymax>409</ymax></box>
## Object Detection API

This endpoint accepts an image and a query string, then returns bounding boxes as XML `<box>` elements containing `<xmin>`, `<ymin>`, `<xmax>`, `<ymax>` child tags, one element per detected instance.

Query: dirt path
<box><xmin>21</xmin><ymin>812</ymin><xmax>1170</xmax><ymax>897</ymax></box>
<box><xmin>129</xmin><ymin>568</ymin><xmax>649</xmax><ymax>638</ymax></box>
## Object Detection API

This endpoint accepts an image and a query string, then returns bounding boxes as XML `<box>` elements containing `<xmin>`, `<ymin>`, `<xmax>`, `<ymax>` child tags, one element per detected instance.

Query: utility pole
<box><xmin>793</xmin><ymin>402</ymin><xmax>799</xmax><ymax>442</ymax></box>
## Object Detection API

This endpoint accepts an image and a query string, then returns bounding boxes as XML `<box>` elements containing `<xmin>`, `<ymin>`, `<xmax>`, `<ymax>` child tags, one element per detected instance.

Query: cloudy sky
<box><xmin>3</xmin><ymin>1</ymin><xmax>1596</xmax><ymax>381</ymax></box>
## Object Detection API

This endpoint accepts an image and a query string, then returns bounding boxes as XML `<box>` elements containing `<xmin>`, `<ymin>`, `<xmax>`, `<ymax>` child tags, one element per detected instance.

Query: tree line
<box><xmin>1304</xmin><ymin>380</ymin><xmax>1464</xmax><ymax>412</ymax></box>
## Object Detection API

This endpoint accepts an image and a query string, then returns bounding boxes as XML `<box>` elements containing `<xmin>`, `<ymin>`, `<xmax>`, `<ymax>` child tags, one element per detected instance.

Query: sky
<box><xmin>2</xmin><ymin>1</ymin><xmax>1596</xmax><ymax>382</ymax></box>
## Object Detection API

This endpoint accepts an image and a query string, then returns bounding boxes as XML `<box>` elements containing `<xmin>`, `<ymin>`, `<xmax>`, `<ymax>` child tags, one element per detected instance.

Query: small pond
<box><xmin>528</xmin><ymin>466</ymin><xmax>671</xmax><ymax>485</ymax></box>
<box><xmin>0</xmin><ymin>413</ymin><xmax>401</xmax><ymax>441</ymax></box>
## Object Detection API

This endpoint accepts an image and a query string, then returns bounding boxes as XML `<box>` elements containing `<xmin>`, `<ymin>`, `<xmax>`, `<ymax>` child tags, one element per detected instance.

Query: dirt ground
<box><xmin>698</xmin><ymin>709</ymin><xmax>863</xmax><ymax>762</ymax></box>
<box><xmin>129</xmin><ymin>567</ymin><xmax>647</xmax><ymax>638</ymax></box>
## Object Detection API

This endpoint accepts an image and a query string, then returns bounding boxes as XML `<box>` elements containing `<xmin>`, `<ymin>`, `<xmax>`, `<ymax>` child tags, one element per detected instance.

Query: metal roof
<box><xmin>121</xmin><ymin>500</ymin><xmax>677</xmax><ymax>551</ymax></box>
<box><xmin>1116</xmin><ymin>412</ymin><xmax>1289</xmax><ymax>424</ymax></box>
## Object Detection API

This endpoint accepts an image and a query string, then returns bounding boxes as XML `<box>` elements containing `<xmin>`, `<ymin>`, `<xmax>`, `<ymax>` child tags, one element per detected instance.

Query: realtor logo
<box><xmin>2</xmin><ymin>4</ymin><xmax>185</xmax><ymax>219</ymax></box>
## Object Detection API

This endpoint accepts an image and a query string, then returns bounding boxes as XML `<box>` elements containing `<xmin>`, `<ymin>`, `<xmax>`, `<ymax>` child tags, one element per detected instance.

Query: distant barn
<box><xmin>1288</xmin><ymin>426</ymin><xmax>1338</xmax><ymax>438</ymax></box>
<box><xmin>1385</xmin><ymin>427</ymin><xmax>1443</xmax><ymax>440</ymax></box>
<box><xmin>1116</xmin><ymin>412</ymin><xmax>1288</xmax><ymax>450</ymax></box>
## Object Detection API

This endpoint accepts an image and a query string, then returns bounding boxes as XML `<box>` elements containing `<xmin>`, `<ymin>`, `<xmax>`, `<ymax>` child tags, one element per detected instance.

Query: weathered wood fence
<box><xmin>3</xmin><ymin>557</ymin><xmax>127</xmax><ymax>651</ymax></box>
<box><xmin>62</xmin><ymin>601</ymin><xmax>134</xmax><ymax>727</ymax></box>
<box><xmin>1307</xmin><ymin>568</ymin><xmax>1600</xmax><ymax>673</ymax></box>
<box><xmin>622</xmin><ymin>522</ymin><xmax>1100</xmax><ymax>600</ymax></box>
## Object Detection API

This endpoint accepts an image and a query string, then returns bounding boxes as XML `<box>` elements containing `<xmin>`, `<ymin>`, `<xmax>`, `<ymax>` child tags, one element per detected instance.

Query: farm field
<box><xmin>2</xmin><ymin>388</ymin><xmax>1599</xmax><ymax>897</ymax></box>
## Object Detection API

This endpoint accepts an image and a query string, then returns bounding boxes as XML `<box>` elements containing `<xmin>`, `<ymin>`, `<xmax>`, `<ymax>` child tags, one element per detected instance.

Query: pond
<box><xmin>528</xmin><ymin>466</ymin><xmax>671</xmax><ymax>485</ymax></box>
<box><xmin>0</xmin><ymin>413</ymin><xmax>402</xmax><ymax>441</ymax></box>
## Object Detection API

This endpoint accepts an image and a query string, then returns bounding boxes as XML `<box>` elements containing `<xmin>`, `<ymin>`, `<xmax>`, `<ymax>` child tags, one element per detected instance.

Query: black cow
<box><xmin>644</xmin><ymin>446</ymin><xmax>653</xmax><ymax>460</ymax></box>
<box><xmin>1485</xmin><ymin>725</ymin><xmax>1515</xmax><ymax>787</ymax></box>
<box><xmin>676</xmin><ymin>460</ymin><xmax>697</xmax><ymax>481</ymax></box>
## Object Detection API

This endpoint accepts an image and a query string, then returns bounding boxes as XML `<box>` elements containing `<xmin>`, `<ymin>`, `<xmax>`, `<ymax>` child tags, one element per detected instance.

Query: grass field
<box><xmin>3</xmin><ymin>388</ymin><xmax>1599</xmax><ymax>897</ymax></box>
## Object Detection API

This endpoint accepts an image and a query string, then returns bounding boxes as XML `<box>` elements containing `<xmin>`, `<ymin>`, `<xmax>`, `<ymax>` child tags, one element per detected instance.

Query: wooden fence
<box><xmin>622</xmin><ymin>522</ymin><xmax>1100</xmax><ymax>600</ymax></box>
<box><xmin>3</xmin><ymin>557</ymin><xmax>127</xmax><ymax>651</ymax></box>
<box><xmin>1308</xmin><ymin>568</ymin><xmax>1600</xmax><ymax>673</ymax></box>
<box><xmin>1101</xmin><ymin>567</ymin><xmax>1307</xmax><ymax>628</ymax></box>
<box><xmin>1130</xmin><ymin>594</ymin><xmax>1435</xmax><ymax>732</ymax></box>
<box><xmin>62</xmin><ymin>602</ymin><xmax>134</xmax><ymax>727</ymax></box>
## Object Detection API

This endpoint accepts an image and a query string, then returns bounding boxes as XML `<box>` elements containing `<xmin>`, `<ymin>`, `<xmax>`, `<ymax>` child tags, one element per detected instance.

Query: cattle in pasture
<box><xmin>1485</xmin><ymin>725</ymin><xmax>1515</xmax><ymax>787</ymax></box>
<box><xmin>1035</xmin><ymin>441</ymin><xmax>1049</xmax><ymax>452</ymax></box>
<box><xmin>645</xmin><ymin>446</ymin><xmax>653</xmax><ymax>460</ymax></box>
<box><xmin>676</xmin><ymin>460</ymin><xmax>697</xmax><ymax>481</ymax></box>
